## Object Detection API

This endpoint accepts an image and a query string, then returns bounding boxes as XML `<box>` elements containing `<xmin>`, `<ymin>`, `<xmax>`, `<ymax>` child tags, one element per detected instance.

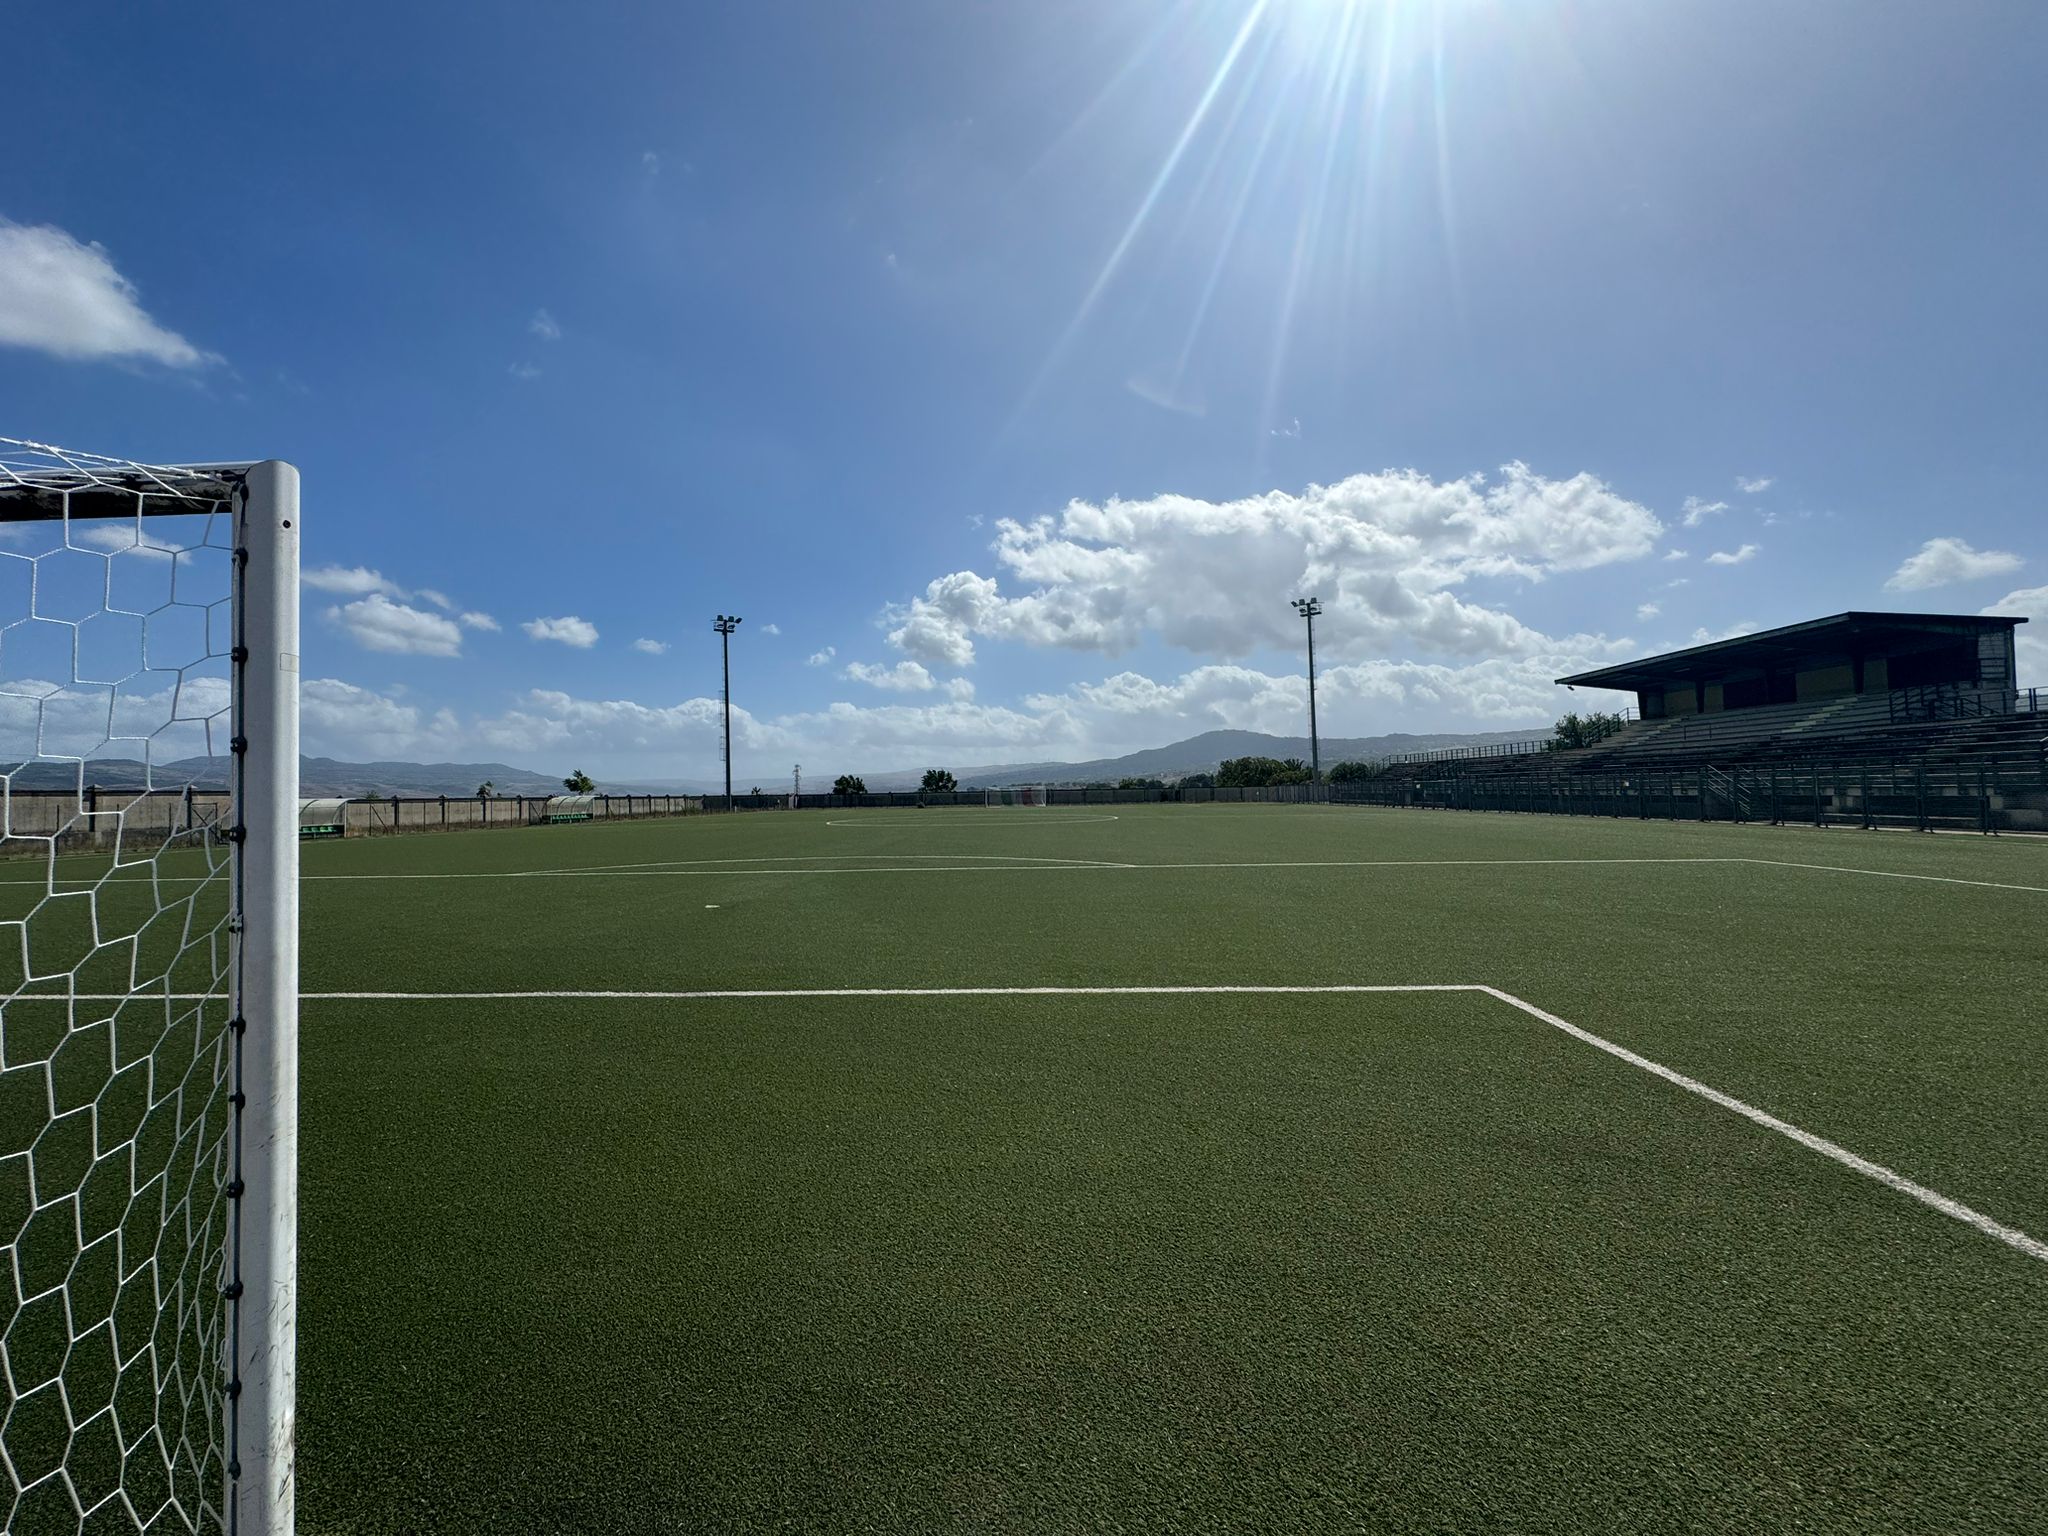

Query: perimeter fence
<box><xmin>704</xmin><ymin>784</ymin><xmax>1331</xmax><ymax>812</ymax></box>
<box><xmin>4</xmin><ymin>788</ymin><xmax>704</xmax><ymax>851</ymax></box>
<box><xmin>1329</xmin><ymin>761</ymin><xmax>2048</xmax><ymax>834</ymax></box>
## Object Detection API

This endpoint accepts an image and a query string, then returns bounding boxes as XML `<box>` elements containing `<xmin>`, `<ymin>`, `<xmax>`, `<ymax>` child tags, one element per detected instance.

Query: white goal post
<box><xmin>984</xmin><ymin>786</ymin><xmax>1048</xmax><ymax>807</ymax></box>
<box><xmin>0</xmin><ymin>442</ymin><xmax>300</xmax><ymax>1536</ymax></box>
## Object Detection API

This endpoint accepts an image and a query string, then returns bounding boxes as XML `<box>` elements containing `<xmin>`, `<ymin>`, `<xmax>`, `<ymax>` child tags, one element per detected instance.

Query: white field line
<box><xmin>1472</xmin><ymin>986</ymin><xmax>2048</xmax><ymax>1265</ymax></box>
<box><xmin>1729</xmin><ymin>858</ymin><xmax>2048</xmax><ymax>897</ymax></box>
<box><xmin>562</xmin><ymin>852</ymin><xmax>1137</xmax><ymax>872</ymax></box>
<box><xmin>294</xmin><ymin>855</ymin><xmax>1731</xmax><ymax>883</ymax></box>
<box><xmin>28</xmin><ymin>979</ymin><xmax>2048</xmax><ymax>1261</ymax></box>
<box><xmin>5</xmin><ymin>854</ymin><xmax>2043</xmax><ymax>895</ymax></box>
<box><xmin>148</xmin><ymin>978</ymin><xmax>2034</xmax><ymax>1266</ymax></box>
<box><xmin>825</xmin><ymin>814</ymin><xmax>1121</xmax><ymax>827</ymax></box>
<box><xmin>294</xmin><ymin>854</ymin><xmax>2048</xmax><ymax>892</ymax></box>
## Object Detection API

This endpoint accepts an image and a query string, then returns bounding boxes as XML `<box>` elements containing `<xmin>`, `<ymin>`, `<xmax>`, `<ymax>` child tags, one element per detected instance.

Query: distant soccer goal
<box><xmin>0</xmin><ymin>441</ymin><xmax>300</xmax><ymax>1536</ymax></box>
<box><xmin>985</xmin><ymin>786</ymin><xmax>1048</xmax><ymax>807</ymax></box>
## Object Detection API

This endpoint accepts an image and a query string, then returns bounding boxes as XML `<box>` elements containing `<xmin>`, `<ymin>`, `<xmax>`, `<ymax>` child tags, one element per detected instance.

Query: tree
<box><xmin>1325</xmin><ymin>760</ymin><xmax>1384</xmax><ymax>783</ymax></box>
<box><xmin>833</xmin><ymin>774</ymin><xmax>868</xmax><ymax>795</ymax></box>
<box><xmin>921</xmin><ymin>768</ymin><xmax>957</xmax><ymax>792</ymax></box>
<box><xmin>476</xmin><ymin>780</ymin><xmax>493</xmax><ymax>799</ymax></box>
<box><xmin>1117</xmin><ymin>776</ymin><xmax>1165</xmax><ymax>790</ymax></box>
<box><xmin>1216</xmin><ymin>755</ymin><xmax>1288</xmax><ymax>788</ymax></box>
<box><xmin>1176</xmin><ymin>772</ymin><xmax>1216</xmax><ymax>789</ymax></box>
<box><xmin>563</xmin><ymin>769</ymin><xmax>595</xmax><ymax>792</ymax></box>
<box><xmin>1552</xmin><ymin>710</ymin><xmax>1629</xmax><ymax>750</ymax></box>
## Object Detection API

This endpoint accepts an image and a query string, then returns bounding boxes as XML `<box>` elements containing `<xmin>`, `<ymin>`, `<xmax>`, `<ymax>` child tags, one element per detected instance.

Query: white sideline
<box><xmin>6</xmin><ymin>854</ymin><xmax>2042</xmax><ymax>894</ymax></box>
<box><xmin>282</xmin><ymin>854</ymin><xmax>2048</xmax><ymax>894</ymax></box>
<box><xmin>270</xmin><ymin>980</ymin><xmax>2048</xmax><ymax>1265</ymax></box>
<box><xmin>1729</xmin><ymin>858</ymin><xmax>2048</xmax><ymax>897</ymax></box>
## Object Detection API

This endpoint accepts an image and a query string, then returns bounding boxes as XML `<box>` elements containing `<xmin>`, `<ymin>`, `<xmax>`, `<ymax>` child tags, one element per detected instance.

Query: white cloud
<box><xmin>72</xmin><ymin>524</ymin><xmax>178</xmax><ymax>560</ymax></box>
<box><xmin>885</xmin><ymin>464</ymin><xmax>1661</xmax><ymax>668</ymax></box>
<box><xmin>327</xmin><ymin>594</ymin><xmax>465</xmax><ymax>658</ymax></box>
<box><xmin>0</xmin><ymin>674</ymin><xmax>230</xmax><ymax>761</ymax></box>
<box><xmin>1662</xmin><ymin>549</ymin><xmax>1689</xmax><ymax>562</ymax></box>
<box><xmin>1665</xmin><ymin>577</ymin><xmax>1691</xmax><ymax>589</ymax></box>
<box><xmin>300</xmin><ymin>677</ymin><xmax>437</xmax><ymax>759</ymax></box>
<box><xmin>1680</xmin><ymin>497</ymin><xmax>1727</xmax><ymax>527</ymax></box>
<box><xmin>1736</xmin><ymin>475</ymin><xmax>1774</xmax><ymax>494</ymax></box>
<box><xmin>1982</xmin><ymin>584</ymin><xmax>2048</xmax><ymax>681</ymax></box>
<box><xmin>0</xmin><ymin>217</ymin><xmax>216</xmax><ymax>367</ymax></box>
<box><xmin>509</xmin><ymin>361</ymin><xmax>542</xmax><ymax>381</ymax></box>
<box><xmin>1706</xmin><ymin>544</ymin><xmax>1760</xmax><ymax>566</ymax></box>
<box><xmin>641</xmin><ymin>150</ymin><xmax>662</xmax><ymax>175</ymax></box>
<box><xmin>1691</xmin><ymin>622</ymin><xmax>1760</xmax><ymax>644</ymax></box>
<box><xmin>304</xmin><ymin>565</ymin><xmax>402</xmax><ymax>597</ymax></box>
<box><xmin>806</xmin><ymin>647</ymin><xmax>837</xmax><ymax>666</ymax></box>
<box><xmin>1980</xmin><ymin>584</ymin><xmax>2046</xmax><ymax>620</ymax></box>
<box><xmin>523</xmin><ymin>615</ymin><xmax>600</xmax><ymax>648</ymax></box>
<box><xmin>1636</xmin><ymin>603</ymin><xmax>1660</xmax><ymax>620</ymax></box>
<box><xmin>845</xmin><ymin>660</ymin><xmax>937</xmax><ymax>692</ymax></box>
<box><xmin>307</xmin><ymin>566</ymin><xmax>489</xmax><ymax>634</ymax></box>
<box><xmin>529</xmin><ymin>308</ymin><xmax>561</xmax><ymax>341</ymax></box>
<box><xmin>761</xmin><ymin>622</ymin><xmax>782</xmax><ymax>635</ymax></box>
<box><xmin>632</xmin><ymin>638</ymin><xmax>670</xmax><ymax>655</ymax></box>
<box><xmin>279</xmin><ymin>630</ymin><xmax>1628</xmax><ymax>780</ymax></box>
<box><xmin>1884</xmin><ymin>537</ymin><xmax>2023</xmax><ymax>592</ymax></box>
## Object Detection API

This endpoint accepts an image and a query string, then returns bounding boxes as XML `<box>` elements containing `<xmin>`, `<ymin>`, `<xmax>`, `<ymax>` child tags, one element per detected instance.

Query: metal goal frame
<box><xmin>0</xmin><ymin>447</ymin><xmax>300</xmax><ymax>1535</ymax></box>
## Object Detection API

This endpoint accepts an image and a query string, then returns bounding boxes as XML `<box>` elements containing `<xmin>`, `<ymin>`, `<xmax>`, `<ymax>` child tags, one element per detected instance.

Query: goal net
<box><xmin>0</xmin><ymin>441</ymin><xmax>300</xmax><ymax>1536</ymax></box>
<box><xmin>984</xmin><ymin>786</ymin><xmax>1048</xmax><ymax>807</ymax></box>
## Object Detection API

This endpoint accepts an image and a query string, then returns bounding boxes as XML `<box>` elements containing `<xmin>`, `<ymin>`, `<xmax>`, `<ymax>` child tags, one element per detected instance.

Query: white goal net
<box><xmin>984</xmin><ymin>786</ymin><xmax>1048</xmax><ymax>807</ymax></box>
<box><xmin>0</xmin><ymin>441</ymin><xmax>299</xmax><ymax>1536</ymax></box>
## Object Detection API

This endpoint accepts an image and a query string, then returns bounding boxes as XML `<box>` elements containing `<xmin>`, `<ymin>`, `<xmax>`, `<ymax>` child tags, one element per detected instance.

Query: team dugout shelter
<box><xmin>1557</xmin><ymin>611</ymin><xmax>2026</xmax><ymax>718</ymax></box>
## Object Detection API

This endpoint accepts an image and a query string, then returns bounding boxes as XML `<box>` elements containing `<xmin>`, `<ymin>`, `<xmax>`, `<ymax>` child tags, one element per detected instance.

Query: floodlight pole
<box><xmin>1292</xmin><ymin>596</ymin><xmax>1323</xmax><ymax>785</ymax></box>
<box><xmin>714</xmin><ymin>615</ymin><xmax>741</xmax><ymax>807</ymax></box>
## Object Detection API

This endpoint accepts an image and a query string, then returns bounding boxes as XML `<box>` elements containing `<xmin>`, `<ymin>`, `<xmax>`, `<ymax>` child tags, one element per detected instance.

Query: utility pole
<box><xmin>1291</xmin><ymin>596</ymin><xmax>1323</xmax><ymax>784</ymax></box>
<box><xmin>713</xmin><ymin>614</ymin><xmax>741</xmax><ymax>806</ymax></box>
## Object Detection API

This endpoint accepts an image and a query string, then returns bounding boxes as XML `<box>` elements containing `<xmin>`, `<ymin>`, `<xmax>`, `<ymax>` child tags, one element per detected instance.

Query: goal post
<box><xmin>984</xmin><ymin>786</ymin><xmax>1048</xmax><ymax>807</ymax></box>
<box><xmin>0</xmin><ymin>441</ymin><xmax>300</xmax><ymax>1536</ymax></box>
<box><xmin>233</xmin><ymin>459</ymin><xmax>300</xmax><ymax>1536</ymax></box>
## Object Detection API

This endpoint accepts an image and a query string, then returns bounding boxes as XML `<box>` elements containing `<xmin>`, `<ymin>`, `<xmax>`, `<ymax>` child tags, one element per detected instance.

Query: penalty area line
<box><xmin>282</xmin><ymin>980</ymin><xmax>2048</xmax><ymax>1265</ymax></box>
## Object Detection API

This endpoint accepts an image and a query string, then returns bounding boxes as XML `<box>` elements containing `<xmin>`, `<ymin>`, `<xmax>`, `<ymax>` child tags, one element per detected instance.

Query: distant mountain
<box><xmin>4</xmin><ymin>728</ymin><xmax>1547</xmax><ymax>799</ymax></box>
<box><xmin>7</xmin><ymin>756</ymin><xmax>568</xmax><ymax>798</ymax></box>
<box><xmin>855</xmin><ymin>727</ymin><xmax>1549</xmax><ymax>790</ymax></box>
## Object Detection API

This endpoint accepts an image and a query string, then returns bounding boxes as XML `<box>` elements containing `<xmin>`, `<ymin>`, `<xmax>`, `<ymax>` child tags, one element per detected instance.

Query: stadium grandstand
<box><xmin>1343</xmin><ymin>612</ymin><xmax>2046</xmax><ymax>832</ymax></box>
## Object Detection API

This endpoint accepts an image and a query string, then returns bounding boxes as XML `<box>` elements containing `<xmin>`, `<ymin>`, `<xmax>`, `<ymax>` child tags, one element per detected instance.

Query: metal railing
<box><xmin>1889</xmin><ymin>682</ymin><xmax>2044</xmax><ymax>723</ymax></box>
<box><xmin>1331</xmin><ymin>756</ymin><xmax>2042</xmax><ymax>833</ymax></box>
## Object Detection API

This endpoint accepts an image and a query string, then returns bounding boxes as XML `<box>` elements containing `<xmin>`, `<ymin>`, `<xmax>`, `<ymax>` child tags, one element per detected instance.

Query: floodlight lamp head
<box><xmin>1291</xmin><ymin>596</ymin><xmax>1322</xmax><ymax>618</ymax></box>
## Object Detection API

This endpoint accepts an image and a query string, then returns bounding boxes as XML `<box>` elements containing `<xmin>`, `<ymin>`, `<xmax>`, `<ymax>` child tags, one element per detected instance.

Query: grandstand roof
<box><xmin>1556</xmin><ymin>611</ymin><xmax>2025</xmax><ymax>692</ymax></box>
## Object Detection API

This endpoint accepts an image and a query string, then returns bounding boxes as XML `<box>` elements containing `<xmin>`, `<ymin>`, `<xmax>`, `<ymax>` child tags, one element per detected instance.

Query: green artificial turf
<box><xmin>6</xmin><ymin>805</ymin><xmax>2048</xmax><ymax>1531</ymax></box>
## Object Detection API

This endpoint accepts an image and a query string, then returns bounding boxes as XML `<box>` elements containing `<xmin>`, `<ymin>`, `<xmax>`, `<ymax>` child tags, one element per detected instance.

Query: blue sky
<box><xmin>3</xmin><ymin>1</ymin><xmax>2043</xmax><ymax>783</ymax></box>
